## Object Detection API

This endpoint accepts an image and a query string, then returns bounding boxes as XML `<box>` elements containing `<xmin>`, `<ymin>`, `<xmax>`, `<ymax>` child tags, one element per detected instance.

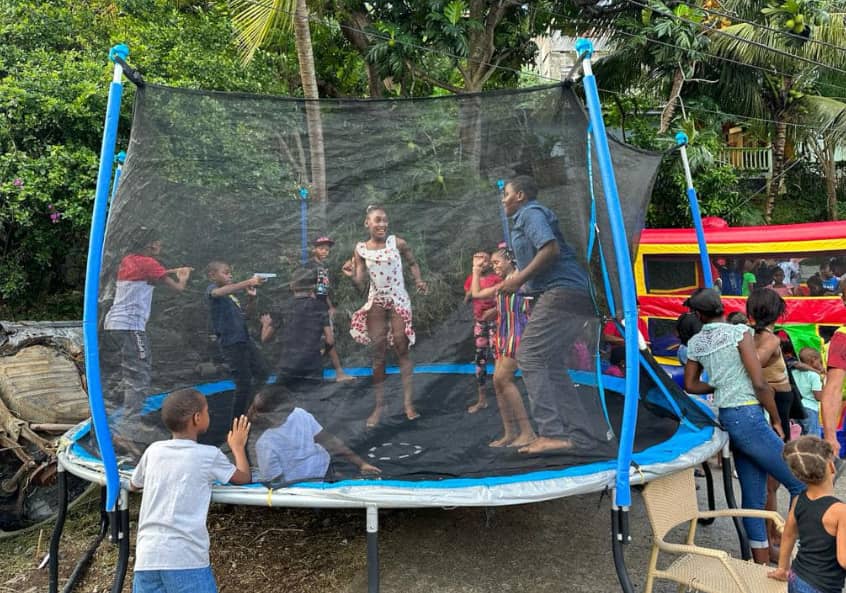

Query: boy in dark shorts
<box><xmin>303</xmin><ymin>236</ymin><xmax>353</xmax><ymax>381</ymax></box>
<box><xmin>206</xmin><ymin>260</ymin><xmax>269</xmax><ymax>419</ymax></box>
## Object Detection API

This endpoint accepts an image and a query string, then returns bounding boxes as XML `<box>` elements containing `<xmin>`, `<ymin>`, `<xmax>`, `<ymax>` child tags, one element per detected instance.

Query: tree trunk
<box><xmin>339</xmin><ymin>10</ymin><xmax>385</xmax><ymax>98</ymax></box>
<box><xmin>823</xmin><ymin>137</ymin><xmax>839</xmax><ymax>221</ymax></box>
<box><xmin>293</xmin><ymin>0</ymin><xmax>327</xmax><ymax>210</ymax></box>
<box><xmin>658</xmin><ymin>67</ymin><xmax>684</xmax><ymax>134</ymax></box>
<box><xmin>765</xmin><ymin>118</ymin><xmax>787</xmax><ymax>223</ymax></box>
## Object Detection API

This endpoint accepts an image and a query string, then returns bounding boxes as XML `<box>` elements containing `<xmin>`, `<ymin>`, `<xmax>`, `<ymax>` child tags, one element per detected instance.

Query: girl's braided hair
<box><xmin>783</xmin><ymin>435</ymin><xmax>834</xmax><ymax>485</ymax></box>
<box><xmin>496</xmin><ymin>241</ymin><xmax>516</xmax><ymax>266</ymax></box>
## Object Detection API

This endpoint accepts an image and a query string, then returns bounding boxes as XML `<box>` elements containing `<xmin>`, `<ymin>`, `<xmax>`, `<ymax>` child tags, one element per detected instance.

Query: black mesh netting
<box><xmin>91</xmin><ymin>82</ymin><xmax>711</xmax><ymax>484</ymax></box>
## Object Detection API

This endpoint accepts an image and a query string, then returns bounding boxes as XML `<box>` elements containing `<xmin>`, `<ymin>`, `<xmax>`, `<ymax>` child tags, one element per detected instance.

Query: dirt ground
<box><xmin>0</xmin><ymin>467</ymin><xmax>825</xmax><ymax>593</ymax></box>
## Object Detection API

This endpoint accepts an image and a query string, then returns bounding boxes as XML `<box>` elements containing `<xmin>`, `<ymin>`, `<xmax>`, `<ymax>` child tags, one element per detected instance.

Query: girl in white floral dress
<box><xmin>342</xmin><ymin>206</ymin><xmax>428</xmax><ymax>428</ymax></box>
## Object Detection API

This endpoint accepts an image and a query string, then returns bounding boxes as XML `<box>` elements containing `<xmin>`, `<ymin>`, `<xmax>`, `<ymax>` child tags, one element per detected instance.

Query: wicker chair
<box><xmin>642</xmin><ymin>469</ymin><xmax>787</xmax><ymax>593</ymax></box>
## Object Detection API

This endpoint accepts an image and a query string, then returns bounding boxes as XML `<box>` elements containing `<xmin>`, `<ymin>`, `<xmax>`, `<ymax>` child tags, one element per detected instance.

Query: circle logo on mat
<box><xmin>368</xmin><ymin>442</ymin><xmax>424</xmax><ymax>462</ymax></box>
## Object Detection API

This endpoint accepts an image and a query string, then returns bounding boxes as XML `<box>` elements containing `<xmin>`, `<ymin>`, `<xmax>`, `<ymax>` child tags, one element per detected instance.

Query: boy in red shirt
<box><xmin>102</xmin><ymin>229</ymin><xmax>193</xmax><ymax>457</ymax></box>
<box><xmin>464</xmin><ymin>251</ymin><xmax>500</xmax><ymax>413</ymax></box>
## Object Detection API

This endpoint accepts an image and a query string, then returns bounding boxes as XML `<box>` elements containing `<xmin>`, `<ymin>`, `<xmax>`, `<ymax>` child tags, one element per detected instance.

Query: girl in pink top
<box><xmin>342</xmin><ymin>205</ymin><xmax>428</xmax><ymax>428</ymax></box>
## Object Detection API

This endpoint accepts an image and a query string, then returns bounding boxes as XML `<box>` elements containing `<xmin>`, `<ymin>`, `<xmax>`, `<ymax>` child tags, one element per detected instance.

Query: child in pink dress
<box><xmin>342</xmin><ymin>205</ymin><xmax>428</xmax><ymax>428</ymax></box>
<box><xmin>464</xmin><ymin>251</ymin><xmax>499</xmax><ymax>414</ymax></box>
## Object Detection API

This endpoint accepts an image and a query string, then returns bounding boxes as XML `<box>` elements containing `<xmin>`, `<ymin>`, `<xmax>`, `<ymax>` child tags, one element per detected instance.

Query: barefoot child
<box><xmin>130</xmin><ymin>388</ymin><xmax>251</xmax><ymax>593</ymax></box>
<box><xmin>464</xmin><ymin>251</ymin><xmax>499</xmax><ymax>413</ymax></box>
<box><xmin>470</xmin><ymin>248</ymin><xmax>536</xmax><ymax>448</ymax></box>
<box><xmin>769</xmin><ymin>436</ymin><xmax>846</xmax><ymax>593</ymax></box>
<box><xmin>342</xmin><ymin>205</ymin><xmax>428</xmax><ymax>427</ymax></box>
<box><xmin>305</xmin><ymin>236</ymin><xmax>353</xmax><ymax>382</ymax></box>
<box><xmin>248</xmin><ymin>384</ymin><xmax>381</xmax><ymax>484</ymax></box>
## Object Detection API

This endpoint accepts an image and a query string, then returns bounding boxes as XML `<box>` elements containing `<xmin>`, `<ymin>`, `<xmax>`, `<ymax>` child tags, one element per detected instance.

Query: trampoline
<box><xmin>50</xmin><ymin>41</ymin><xmax>727</xmax><ymax>593</ymax></box>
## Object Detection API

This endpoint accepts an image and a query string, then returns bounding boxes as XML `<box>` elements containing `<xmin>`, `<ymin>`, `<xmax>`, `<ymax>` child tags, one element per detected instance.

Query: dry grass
<box><xmin>0</xmin><ymin>494</ymin><xmax>366</xmax><ymax>593</ymax></box>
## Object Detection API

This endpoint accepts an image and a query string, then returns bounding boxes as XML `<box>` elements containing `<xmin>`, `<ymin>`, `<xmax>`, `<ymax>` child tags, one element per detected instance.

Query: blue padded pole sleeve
<box><xmin>496</xmin><ymin>179</ymin><xmax>511</xmax><ymax>248</ymax></box>
<box><xmin>675</xmin><ymin>133</ymin><xmax>713</xmax><ymax>288</ymax></box>
<box><xmin>84</xmin><ymin>45</ymin><xmax>129</xmax><ymax>513</ymax></box>
<box><xmin>109</xmin><ymin>151</ymin><xmax>126</xmax><ymax>205</ymax></box>
<box><xmin>300</xmin><ymin>187</ymin><xmax>309</xmax><ymax>265</ymax></box>
<box><xmin>576</xmin><ymin>39</ymin><xmax>639</xmax><ymax>508</ymax></box>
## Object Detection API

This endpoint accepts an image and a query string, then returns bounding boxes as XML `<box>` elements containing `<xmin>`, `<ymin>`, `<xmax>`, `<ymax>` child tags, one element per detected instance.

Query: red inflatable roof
<box><xmin>640</xmin><ymin>220</ymin><xmax>846</xmax><ymax>245</ymax></box>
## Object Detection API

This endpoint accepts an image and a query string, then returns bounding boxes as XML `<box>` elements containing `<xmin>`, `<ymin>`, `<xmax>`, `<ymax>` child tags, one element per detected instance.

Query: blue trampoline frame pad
<box><xmin>58</xmin><ymin>374</ymin><xmax>726</xmax><ymax>508</ymax></box>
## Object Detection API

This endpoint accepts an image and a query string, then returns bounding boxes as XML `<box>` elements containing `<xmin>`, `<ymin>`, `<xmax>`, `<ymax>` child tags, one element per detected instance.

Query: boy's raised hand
<box><xmin>260</xmin><ymin>313</ymin><xmax>273</xmax><ymax>327</ymax></box>
<box><xmin>227</xmin><ymin>415</ymin><xmax>251</xmax><ymax>451</ymax></box>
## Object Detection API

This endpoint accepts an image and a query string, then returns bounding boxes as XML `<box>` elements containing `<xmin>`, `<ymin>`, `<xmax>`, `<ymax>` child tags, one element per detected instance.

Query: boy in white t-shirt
<box><xmin>130</xmin><ymin>388</ymin><xmax>251</xmax><ymax>593</ymax></box>
<box><xmin>247</xmin><ymin>384</ymin><xmax>380</xmax><ymax>485</ymax></box>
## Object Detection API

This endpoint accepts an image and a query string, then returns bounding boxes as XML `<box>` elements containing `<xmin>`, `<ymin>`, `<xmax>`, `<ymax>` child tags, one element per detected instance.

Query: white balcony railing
<box><xmin>715</xmin><ymin>146</ymin><xmax>773</xmax><ymax>175</ymax></box>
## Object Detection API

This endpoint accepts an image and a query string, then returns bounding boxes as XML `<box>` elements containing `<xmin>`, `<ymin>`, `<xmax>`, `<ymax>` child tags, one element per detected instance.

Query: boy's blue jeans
<box><xmin>799</xmin><ymin>406</ymin><xmax>821</xmax><ymax>437</ymax></box>
<box><xmin>719</xmin><ymin>405</ymin><xmax>806</xmax><ymax>548</ymax></box>
<box><xmin>133</xmin><ymin>567</ymin><xmax>217</xmax><ymax>593</ymax></box>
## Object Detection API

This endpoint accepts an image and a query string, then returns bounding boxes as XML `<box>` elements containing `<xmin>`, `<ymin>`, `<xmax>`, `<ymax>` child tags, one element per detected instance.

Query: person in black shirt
<box><xmin>262</xmin><ymin>267</ymin><xmax>336</xmax><ymax>389</ymax></box>
<box><xmin>206</xmin><ymin>260</ymin><xmax>269</xmax><ymax>420</ymax></box>
<box><xmin>769</xmin><ymin>436</ymin><xmax>845</xmax><ymax>593</ymax></box>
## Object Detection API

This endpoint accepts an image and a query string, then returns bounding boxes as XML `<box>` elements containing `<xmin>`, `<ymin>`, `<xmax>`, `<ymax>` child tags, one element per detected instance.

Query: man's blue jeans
<box><xmin>133</xmin><ymin>566</ymin><xmax>218</xmax><ymax>593</ymax></box>
<box><xmin>719</xmin><ymin>405</ymin><xmax>806</xmax><ymax>547</ymax></box>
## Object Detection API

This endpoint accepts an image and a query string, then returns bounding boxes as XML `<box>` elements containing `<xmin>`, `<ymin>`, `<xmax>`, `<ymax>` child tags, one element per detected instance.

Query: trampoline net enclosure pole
<box><xmin>83</xmin><ymin>44</ymin><xmax>130</xmax><ymax>513</ymax></box>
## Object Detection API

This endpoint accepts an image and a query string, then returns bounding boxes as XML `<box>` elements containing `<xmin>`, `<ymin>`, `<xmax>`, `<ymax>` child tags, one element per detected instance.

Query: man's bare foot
<box><xmin>405</xmin><ymin>407</ymin><xmax>420</xmax><ymax>421</ymax></box>
<box><xmin>467</xmin><ymin>401</ymin><xmax>488</xmax><ymax>414</ymax></box>
<box><xmin>509</xmin><ymin>433</ymin><xmax>537</xmax><ymax>448</ymax></box>
<box><xmin>489</xmin><ymin>435</ymin><xmax>515</xmax><ymax>447</ymax></box>
<box><xmin>518</xmin><ymin>436</ymin><xmax>573</xmax><ymax>455</ymax></box>
<box><xmin>335</xmin><ymin>372</ymin><xmax>355</xmax><ymax>382</ymax></box>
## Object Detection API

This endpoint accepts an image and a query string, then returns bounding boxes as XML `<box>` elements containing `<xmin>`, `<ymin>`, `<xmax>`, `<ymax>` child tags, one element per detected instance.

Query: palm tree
<box><xmin>711</xmin><ymin>1</ymin><xmax>846</xmax><ymax>221</ymax></box>
<box><xmin>800</xmin><ymin>95</ymin><xmax>846</xmax><ymax>220</ymax></box>
<box><xmin>230</xmin><ymin>0</ymin><xmax>327</xmax><ymax>204</ymax></box>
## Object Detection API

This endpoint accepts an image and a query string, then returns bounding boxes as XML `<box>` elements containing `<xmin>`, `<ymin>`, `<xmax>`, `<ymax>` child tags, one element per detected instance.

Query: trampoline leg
<box><xmin>366</xmin><ymin>505</ymin><xmax>379</xmax><ymax>593</ymax></box>
<box><xmin>110</xmin><ymin>488</ymin><xmax>131</xmax><ymax>593</ymax></box>
<box><xmin>61</xmin><ymin>487</ymin><xmax>110</xmax><ymax>593</ymax></box>
<box><xmin>720</xmin><ymin>444</ymin><xmax>751</xmax><ymax>560</ymax></box>
<box><xmin>611</xmin><ymin>504</ymin><xmax>635</xmax><ymax>593</ymax></box>
<box><xmin>48</xmin><ymin>462</ymin><xmax>69</xmax><ymax>593</ymax></box>
<box><xmin>697</xmin><ymin>462</ymin><xmax>716</xmax><ymax>526</ymax></box>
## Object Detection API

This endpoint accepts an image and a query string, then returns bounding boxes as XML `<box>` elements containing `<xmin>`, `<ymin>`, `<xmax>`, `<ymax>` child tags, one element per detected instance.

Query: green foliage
<box><xmin>0</xmin><ymin>0</ymin><xmax>294</xmax><ymax>318</ymax></box>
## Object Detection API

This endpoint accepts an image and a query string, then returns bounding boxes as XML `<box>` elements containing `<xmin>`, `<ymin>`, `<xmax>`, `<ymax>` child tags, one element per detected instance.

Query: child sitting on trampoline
<box><xmin>248</xmin><ymin>384</ymin><xmax>381</xmax><ymax>485</ymax></box>
<box><xmin>130</xmin><ymin>388</ymin><xmax>251</xmax><ymax>593</ymax></box>
<box><xmin>463</xmin><ymin>250</ymin><xmax>499</xmax><ymax>413</ymax></box>
<box><xmin>469</xmin><ymin>247</ymin><xmax>536</xmax><ymax>448</ymax></box>
<box><xmin>769</xmin><ymin>436</ymin><xmax>846</xmax><ymax>593</ymax></box>
<box><xmin>206</xmin><ymin>260</ymin><xmax>269</xmax><ymax>419</ymax></box>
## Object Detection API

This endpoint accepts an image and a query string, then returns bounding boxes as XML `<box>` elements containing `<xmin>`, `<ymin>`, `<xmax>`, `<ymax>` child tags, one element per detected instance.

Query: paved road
<box><xmin>343</xmin><ymin>464</ymin><xmax>844</xmax><ymax>593</ymax></box>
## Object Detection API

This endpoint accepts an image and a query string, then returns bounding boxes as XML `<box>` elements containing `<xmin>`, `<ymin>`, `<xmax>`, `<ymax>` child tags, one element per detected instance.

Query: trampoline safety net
<box><xmin>91</xmin><ymin>82</ymin><xmax>709</xmax><ymax>486</ymax></box>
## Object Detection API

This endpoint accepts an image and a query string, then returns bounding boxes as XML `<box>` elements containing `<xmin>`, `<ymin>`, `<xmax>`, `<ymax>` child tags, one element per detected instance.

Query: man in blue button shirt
<box><xmin>499</xmin><ymin>176</ymin><xmax>611</xmax><ymax>455</ymax></box>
